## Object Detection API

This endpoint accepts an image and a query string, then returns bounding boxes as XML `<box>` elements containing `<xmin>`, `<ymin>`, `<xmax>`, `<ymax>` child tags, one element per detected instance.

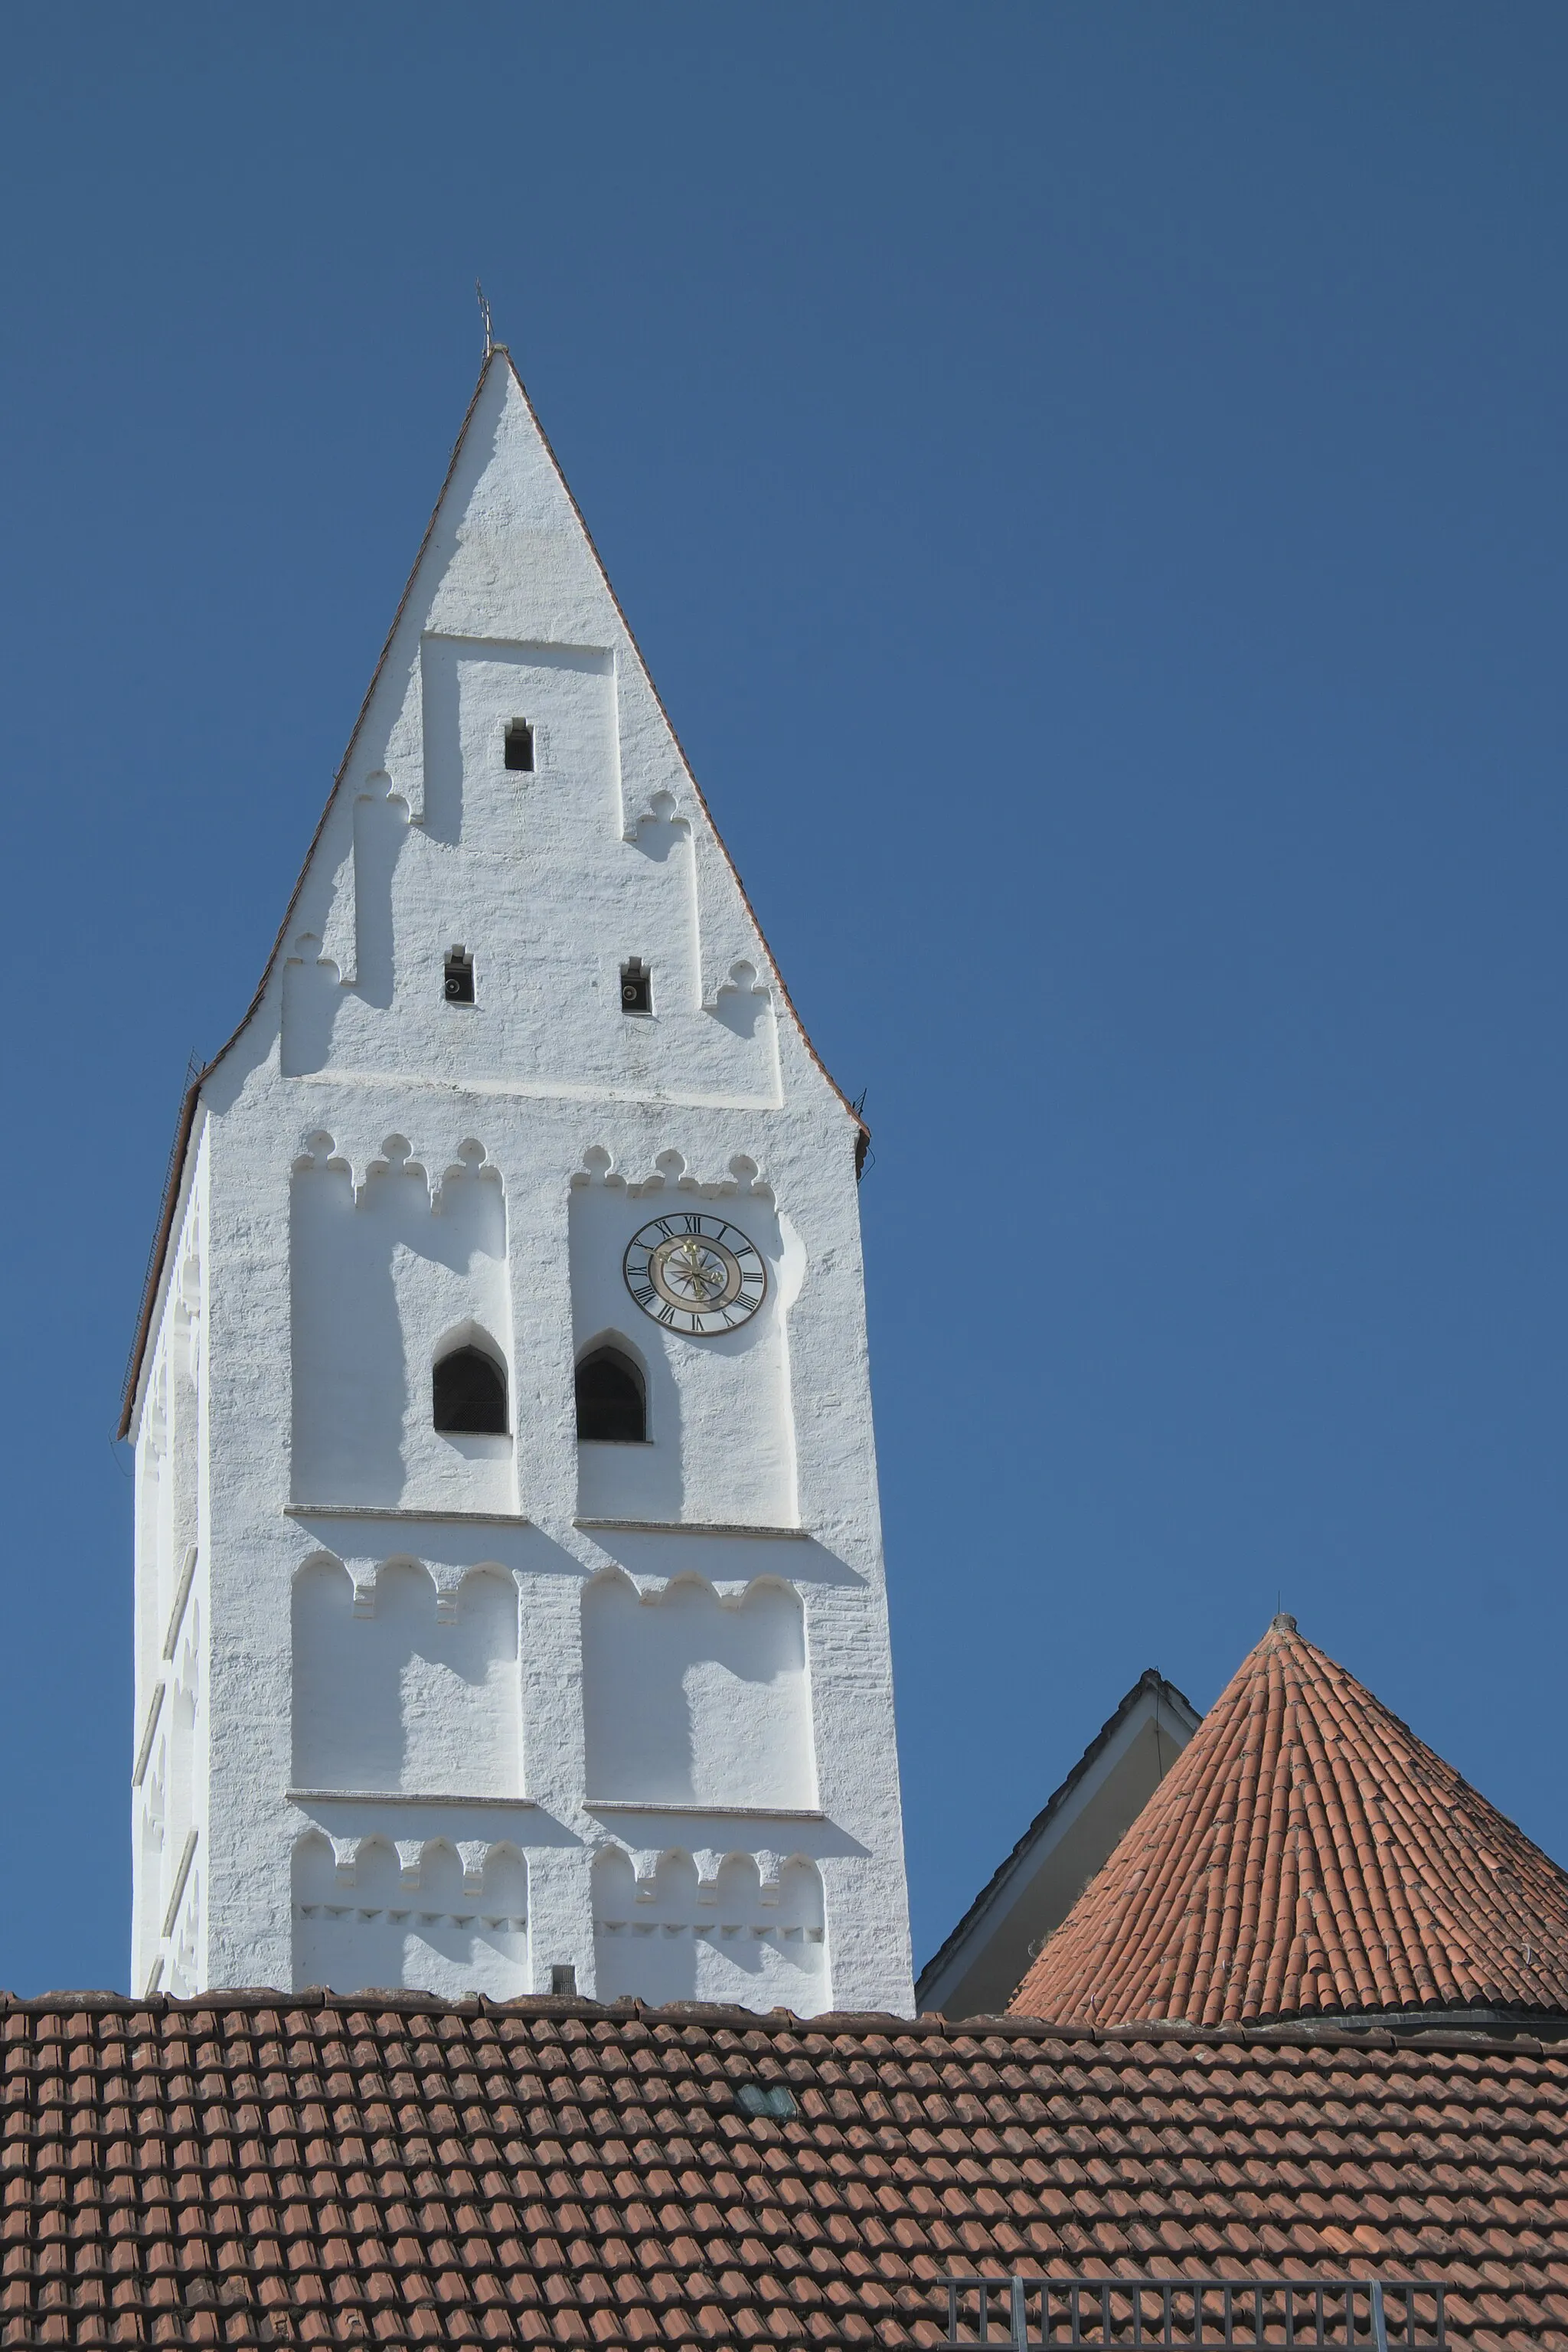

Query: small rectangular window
<box><xmin>549</xmin><ymin>1964</ymin><xmax>577</xmax><ymax>1996</ymax></box>
<box><xmin>621</xmin><ymin>957</ymin><xmax>652</xmax><ymax>1014</ymax></box>
<box><xmin>505</xmin><ymin>720</ymin><xmax>534</xmax><ymax>773</ymax></box>
<box><xmin>444</xmin><ymin>946</ymin><xmax>475</xmax><ymax>1004</ymax></box>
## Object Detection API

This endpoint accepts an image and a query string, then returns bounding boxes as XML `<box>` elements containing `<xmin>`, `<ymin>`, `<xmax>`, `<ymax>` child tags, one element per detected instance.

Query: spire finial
<box><xmin>476</xmin><ymin>280</ymin><xmax>494</xmax><ymax>360</ymax></box>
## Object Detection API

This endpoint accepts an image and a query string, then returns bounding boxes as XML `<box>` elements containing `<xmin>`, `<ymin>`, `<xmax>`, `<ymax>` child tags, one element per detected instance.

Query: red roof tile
<box><xmin>0</xmin><ymin>1992</ymin><xmax>1560</xmax><ymax>2349</ymax></box>
<box><xmin>1011</xmin><ymin>1617</ymin><xmax>1568</xmax><ymax>2031</ymax></box>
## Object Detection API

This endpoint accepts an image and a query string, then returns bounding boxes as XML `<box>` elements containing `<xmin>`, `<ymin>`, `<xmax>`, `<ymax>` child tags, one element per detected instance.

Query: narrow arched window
<box><xmin>433</xmin><ymin>1344</ymin><xmax>508</xmax><ymax>1435</ymax></box>
<box><xmin>576</xmin><ymin>1347</ymin><xmax>646</xmax><ymax>1444</ymax></box>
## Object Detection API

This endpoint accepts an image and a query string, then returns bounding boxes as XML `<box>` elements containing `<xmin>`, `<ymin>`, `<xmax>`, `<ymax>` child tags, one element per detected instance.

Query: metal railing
<box><xmin>942</xmin><ymin>2277</ymin><xmax>1446</xmax><ymax>2352</ymax></box>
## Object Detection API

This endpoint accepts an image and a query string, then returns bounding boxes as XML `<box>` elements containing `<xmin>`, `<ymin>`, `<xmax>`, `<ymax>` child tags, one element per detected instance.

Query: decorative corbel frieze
<box><xmin>571</xmin><ymin>1145</ymin><xmax>774</xmax><ymax>1203</ymax></box>
<box><xmin>432</xmin><ymin>1138</ymin><xmax>501</xmax><ymax>1214</ymax></box>
<box><xmin>292</xmin><ymin>1131</ymin><xmax>352</xmax><ymax>1179</ymax></box>
<box><xmin>622</xmin><ymin>786</ymin><xmax>691</xmax><ymax>847</ymax></box>
<box><xmin>707</xmin><ymin>957</ymin><xmax>771</xmax><ymax>1014</ymax></box>
<box><xmin>361</xmin><ymin>1135</ymin><xmax>430</xmax><ymax>1204</ymax></box>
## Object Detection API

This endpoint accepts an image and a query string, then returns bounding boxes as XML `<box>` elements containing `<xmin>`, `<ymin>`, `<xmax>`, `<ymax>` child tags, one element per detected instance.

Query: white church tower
<box><xmin>120</xmin><ymin>349</ymin><xmax>914</xmax><ymax>2015</ymax></box>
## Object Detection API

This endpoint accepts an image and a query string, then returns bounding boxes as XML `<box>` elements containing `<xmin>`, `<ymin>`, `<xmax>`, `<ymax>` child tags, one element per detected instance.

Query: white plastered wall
<box><xmin>130</xmin><ymin>1129</ymin><xmax>211</xmax><ymax>1997</ymax></box>
<box><xmin>567</xmin><ymin>1168</ymin><xmax>799</xmax><ymax>1527</ymax></box>
<box><xmin>290</xmin><ymin>1136</ymin><xmax>513</xmax><ymax>1511</ymax></box>
<box><xmin>125</xmin><ymin>353</ymin><xmax>912</xmax><ymax>2016</ymax></box>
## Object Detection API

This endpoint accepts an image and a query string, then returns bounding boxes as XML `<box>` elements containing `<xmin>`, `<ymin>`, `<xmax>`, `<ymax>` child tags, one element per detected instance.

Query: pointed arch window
<box><xmin>576</xmin><ymin>1346</ymin><xmax>647</xmax><ymax>1445</ymax></box>
<box><xmin>433</xmin><ymin>1343</ymin><xmax>508</xmax><ymax>1436</ymax></box>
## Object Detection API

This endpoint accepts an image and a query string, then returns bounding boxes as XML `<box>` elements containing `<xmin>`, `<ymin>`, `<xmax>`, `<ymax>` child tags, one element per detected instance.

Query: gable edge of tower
<box><xmin>116</xmin><ymin>351</ymin><xmax>869</xmax><ymax>1438</ymax></box>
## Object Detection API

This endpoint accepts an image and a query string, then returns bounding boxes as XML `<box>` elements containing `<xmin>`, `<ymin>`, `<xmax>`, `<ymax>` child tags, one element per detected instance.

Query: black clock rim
<box><xmin>621</xmin><ymin>1215</ymin><xmax>769</xmax><ymax>1332</ymax></box>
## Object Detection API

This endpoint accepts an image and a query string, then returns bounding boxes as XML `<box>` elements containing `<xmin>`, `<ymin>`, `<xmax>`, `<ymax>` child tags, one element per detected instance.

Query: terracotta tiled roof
<box><xmin>0</xmin><ymin>1991</ymin><xmax>1565</xmax><ymax>2350</ymax></box>
<box><xmin>1011</xmin><ymin>1615</ymin><xmax>1568</xmax><ymax>2032</ymax></box>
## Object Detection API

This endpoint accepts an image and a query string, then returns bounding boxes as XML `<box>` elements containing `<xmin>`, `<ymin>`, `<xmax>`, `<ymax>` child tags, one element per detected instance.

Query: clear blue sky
<box><xmin>2</xmin><ymin>5</ymin><xmax>1565</xmax><ymax>1994</ymax></box>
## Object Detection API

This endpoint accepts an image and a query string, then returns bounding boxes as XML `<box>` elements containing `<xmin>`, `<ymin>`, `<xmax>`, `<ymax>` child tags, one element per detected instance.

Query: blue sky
<box><xmin>2</xmin><ymin>5</ymin><xmax>1566</xmax><ymax>1992</ymax></box>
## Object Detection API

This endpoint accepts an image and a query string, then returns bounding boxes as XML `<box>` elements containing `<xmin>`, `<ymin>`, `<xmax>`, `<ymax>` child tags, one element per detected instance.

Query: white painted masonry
<box><xmin>124</xmin><ymin>350</ymin><xmax>913</xmax><ymax>2014</ymax></box>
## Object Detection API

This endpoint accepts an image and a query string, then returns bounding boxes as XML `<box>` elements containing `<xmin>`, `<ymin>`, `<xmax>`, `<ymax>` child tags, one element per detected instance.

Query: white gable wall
<box><xmin>916</xmin><ymin>1677</ymin><xmax>1200</xmax><ymax>2020</ymax></box>
<box><xmin>126</xmin><ymin>354</ymin><xmax>913</xmax><ymax>2016</ymax></box>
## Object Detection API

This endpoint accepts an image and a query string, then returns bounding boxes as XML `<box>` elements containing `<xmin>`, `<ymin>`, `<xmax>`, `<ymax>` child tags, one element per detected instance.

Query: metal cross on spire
<box><xmin>476</xmin><ymin>280</ymin><xmax>494</xmax><ymax>358</ymax></box>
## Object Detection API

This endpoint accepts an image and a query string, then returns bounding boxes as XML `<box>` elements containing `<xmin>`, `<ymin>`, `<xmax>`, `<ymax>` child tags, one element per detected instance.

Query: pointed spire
<box><xmin>1010</xmin><ymin>1617</ymin><xmax>1568</xmax><ymax>2027</ymax></box>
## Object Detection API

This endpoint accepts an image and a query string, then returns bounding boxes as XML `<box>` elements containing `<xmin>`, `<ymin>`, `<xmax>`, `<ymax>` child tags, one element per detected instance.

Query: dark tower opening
<box><xmin>433</xmin><ymin>1344</ymin><xmax>508</xmax><ymax>1435</ymax></box>
<box><xmin>575</xmin><ymin>1347</ymin><xmax>646</xmax><ymax>1444</ymax></box>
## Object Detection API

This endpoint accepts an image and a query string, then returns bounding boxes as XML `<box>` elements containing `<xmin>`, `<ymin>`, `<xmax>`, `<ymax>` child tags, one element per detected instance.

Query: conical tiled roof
<box><xmin>1010</xmin><ymin>1614</ymin><xmax>1568</xmax><ymax>2029</ymax></box>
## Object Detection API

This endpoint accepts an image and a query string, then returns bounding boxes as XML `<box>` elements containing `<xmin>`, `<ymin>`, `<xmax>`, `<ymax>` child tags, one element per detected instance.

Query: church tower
<box><xmin>121</xmin><ymin>350</ymin><xmax>913</xmax><ymax>2014</ymax></box>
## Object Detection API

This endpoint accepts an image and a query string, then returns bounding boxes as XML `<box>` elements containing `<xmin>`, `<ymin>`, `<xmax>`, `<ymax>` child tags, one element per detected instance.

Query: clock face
<box><xmin>622</xmin><ymin>1214</ymin><xmax>768</xmax><ymax>1336</ymax></box>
